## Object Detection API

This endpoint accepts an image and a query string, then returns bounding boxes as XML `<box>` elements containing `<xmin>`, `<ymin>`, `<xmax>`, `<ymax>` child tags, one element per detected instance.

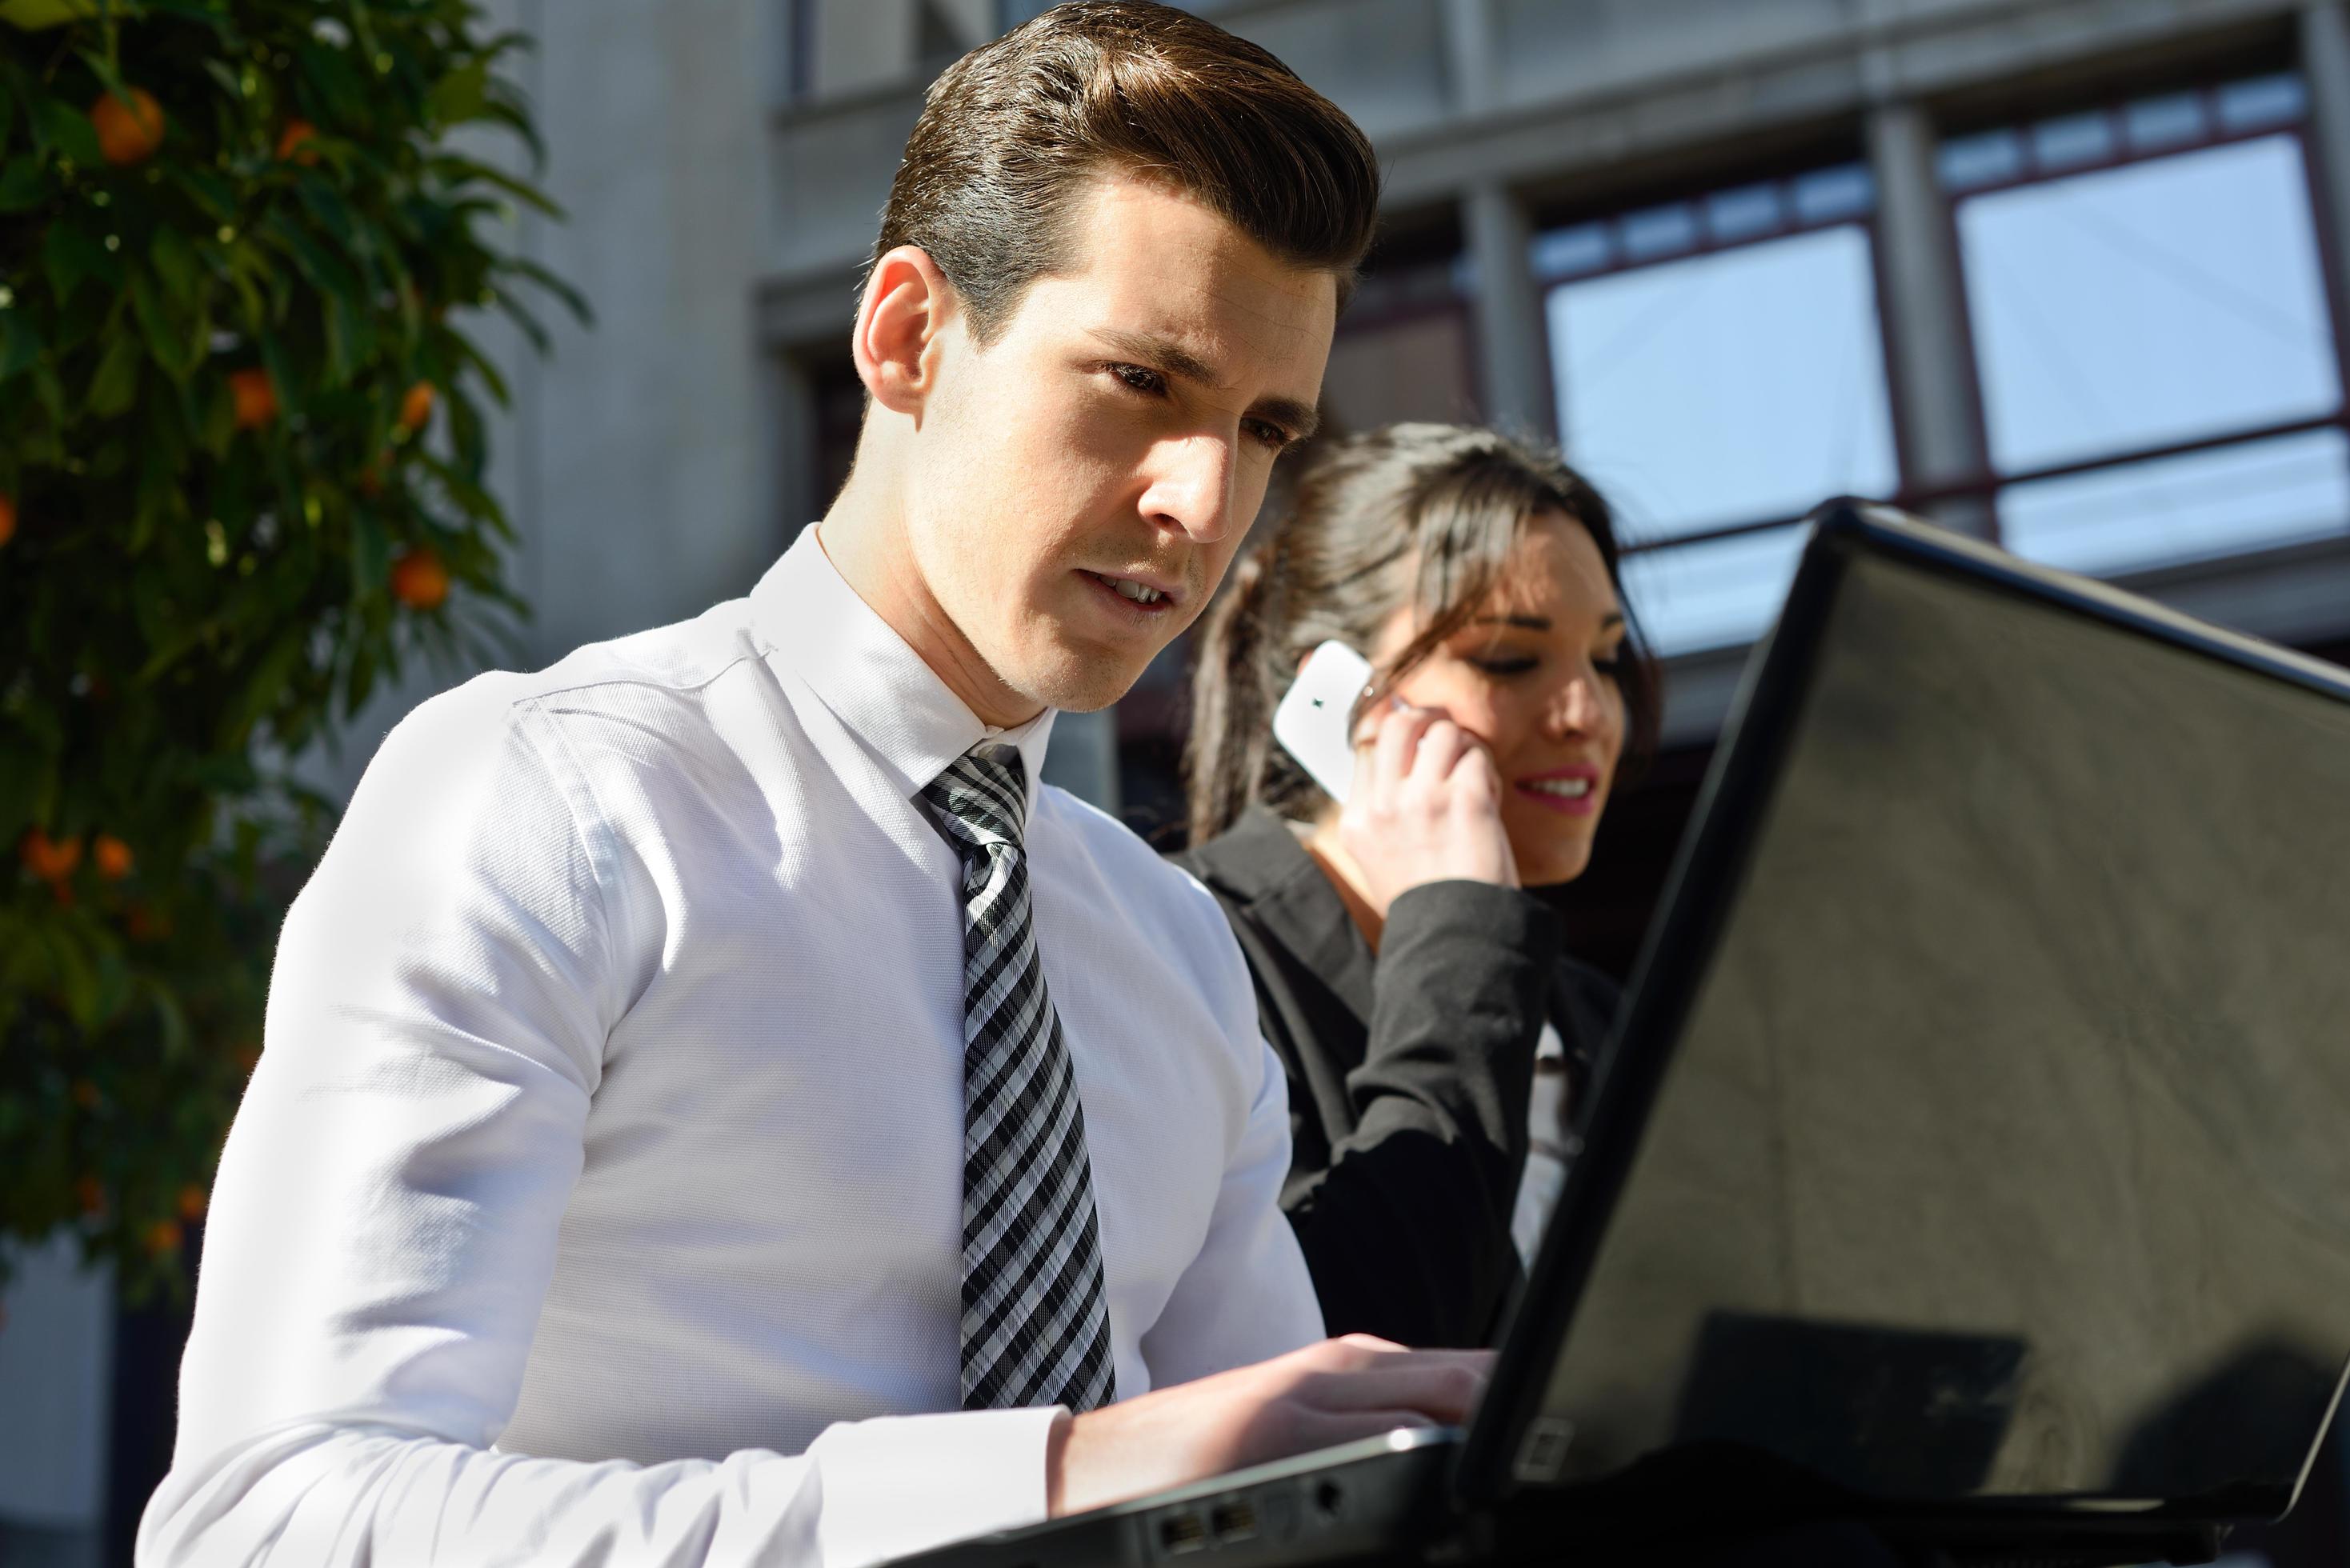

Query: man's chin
<box><xmin>1007</xmin><ymin>640</ymin><xmax>1155</xmax><ymax>716</ymax></box>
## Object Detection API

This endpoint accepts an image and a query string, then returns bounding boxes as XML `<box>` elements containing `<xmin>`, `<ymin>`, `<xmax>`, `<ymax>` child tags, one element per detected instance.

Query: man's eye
<box><xmin>1244</xmin><ymin>419</ymin><xmax>1292</xmax><ymax>453</ymax></box>
<box><xmin>1111</xmin><ymin>363</ymin><xmax>1167</xmax><ymax>395</ymax></box>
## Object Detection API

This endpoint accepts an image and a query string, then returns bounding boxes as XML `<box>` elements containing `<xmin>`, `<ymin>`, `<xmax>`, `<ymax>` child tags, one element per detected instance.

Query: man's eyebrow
<box><xmin>1088</xmin><ymin>327</ymin><xmax>1322</xmax><ymax>441</ymax></box>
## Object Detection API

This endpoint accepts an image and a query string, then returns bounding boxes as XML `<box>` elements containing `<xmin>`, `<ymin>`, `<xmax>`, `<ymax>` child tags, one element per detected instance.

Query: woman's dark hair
<box><xmin>1184</xmin><ymin>422</ymin><xmax>1659</xmax><ymax>846</ymax></box>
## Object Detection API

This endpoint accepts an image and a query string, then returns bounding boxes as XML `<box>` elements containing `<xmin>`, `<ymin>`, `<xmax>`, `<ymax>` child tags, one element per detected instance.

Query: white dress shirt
<box><xmin>1510</xmin><ymin>1023</ymin><xmax>1572</xmax><ymax>1268</ymax></box>
<box><xmin>140</xmin><ymin>528</ymin><xmax>1325</xmax><ymax>1567</ymax></box>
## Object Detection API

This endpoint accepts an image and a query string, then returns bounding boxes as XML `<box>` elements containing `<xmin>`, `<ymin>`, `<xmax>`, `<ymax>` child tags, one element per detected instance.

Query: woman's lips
<box><xmin>1515</xmin><ymin>768</ymin><xmax>1602</xmax><ymax>817</ymax></box>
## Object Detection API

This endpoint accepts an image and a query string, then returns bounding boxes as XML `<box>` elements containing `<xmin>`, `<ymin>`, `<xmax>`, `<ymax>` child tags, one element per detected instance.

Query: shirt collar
<box><xmin>750</xmin><ymin>526</ymin><xmax>1057</xmax><ymax>816</ymax></box>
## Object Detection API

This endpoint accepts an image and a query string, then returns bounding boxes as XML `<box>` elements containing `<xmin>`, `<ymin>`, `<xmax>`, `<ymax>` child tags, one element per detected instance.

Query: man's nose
<box><xmin>1140</xmin><ymin>434</ymin><xmax>1235</xmax><ymax>545</ymax></box>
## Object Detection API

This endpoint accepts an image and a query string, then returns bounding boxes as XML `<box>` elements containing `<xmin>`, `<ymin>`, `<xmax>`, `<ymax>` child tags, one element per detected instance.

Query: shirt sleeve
<box><xmin>1138</xmin><ymin>912</ymin><xmax>1327</xmax><ymax>1387</ymax></box>
<box><xmin>1282</xmin><ymin>881</ymin><xmax>1562</xmax><ymax>1350</ymax></box>
<box><xmin>138</xmin><ymin>683</ymin><xmax>1059</xmax><ymax>1568</ymax></box>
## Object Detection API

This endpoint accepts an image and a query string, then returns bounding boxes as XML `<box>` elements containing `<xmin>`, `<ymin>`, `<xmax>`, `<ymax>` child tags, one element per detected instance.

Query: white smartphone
<box><xmin>1271</xmin><ymin>639</ymin><xmax>1375</xmax><ymax>805</ymax></box>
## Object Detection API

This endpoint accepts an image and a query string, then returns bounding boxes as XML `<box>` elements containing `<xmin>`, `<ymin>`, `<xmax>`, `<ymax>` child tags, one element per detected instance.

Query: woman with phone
<box><xmin>1176</xmin><ymin>422</ymin><xmax>1656</xmax><ymax>1349</ymax></box>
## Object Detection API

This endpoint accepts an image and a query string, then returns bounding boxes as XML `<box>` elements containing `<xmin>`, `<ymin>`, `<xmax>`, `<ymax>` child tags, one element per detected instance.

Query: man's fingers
<box><xmin>1295</xmin><ymin>1361</ymin><xmax>1489</xmax><ymax>1425</ymax></box>
<box><xmin>1310</xmin><ymin>1337</ymin><xmax>1488</xmax><ymax>1370</ymax></box>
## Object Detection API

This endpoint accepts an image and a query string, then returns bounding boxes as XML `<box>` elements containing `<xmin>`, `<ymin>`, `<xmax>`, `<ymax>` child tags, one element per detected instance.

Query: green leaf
<box><xmin>149</xmin><ymin>226</ymin><xmax>201</xmax><ymax>304</ymax></box>
<box><xmin>130</xmin><ymin>271</ymin><xmax>196</xmax><ymax>382</ymax></box>
<box><xmin>43</xmin><ymin>220</ymin><xmax>117</xmax><ymax>301</ymax></box>
<box><xmin>294</xmin><ymin>40</ymin><xmax>368</xmax><ymax>114</ymax></box>
<box><xmin>502</xmin><ymin>254</ymin><xmax>594</xmax><ymax>326</ymax></box>
<box><xmin>429</xmin><ymin>153</ymin><xmax>564</xmax><ymax>219</ymax></box>
<box><xmin>255</xmin><ymin>330</ymin><xmax>300</xmax><ymax>418</ymax></box>
<box><xmin>0</xmin><ymin>155</ymin><xmax>43</xmax><ymax>214</ymax></box>
<box><xmin>449</xmin><ymin>333</ymin><xmax>510</xmax><ymax>406</ymax></box>
<box><xmin>350</xmin><ymin>508</ymin><xmax>390</xmax><ymax>602</ymax></box>
<box><xmin>74</xmin><ymin>49</ymin><xmax>128</xmax><ymax>105</ymax></box>
<box><xmin>30</xmin><ymin>97</ymin><xmax>102</xmax><ymax>169</ymax></box>
<box><xmin>215</xmin><ymin>630</ymin><xmax>306</xmax><ymax>750</ymax></box>
<box><xmin>0</xmin><ymin>310</ymin><xmax>42</xmax><ymax>385</ymax></box>
<box><xmin>490</xmin><ymin>286</ymin><xmax>550</xmax><ymax>355</ymax></box>
<box><xmin>0</xmin><ymin>729</ymin><xmax>58</xmax><ymax>846</ymax></box>
<box><xmin>293</xmin><ymin>178</ymin><xmax>365</xmax><ymax>258</ymax></box>
<box><xmin>256</xmin><ymin>211</ymin><xmax>359</xmax><ymax>302</ymax></box>
<box><xmin>167</xmin><ymin>163</ymin><xmax>236</xmax><ymax>223</ymax></box>
<box><xmin>86</xmin><ymin>326</ymin><xmax>142</xmax><ymax>415</ymax></box>
<box><xmin>42</xmin><ymin>922</ymin><xmax>101</xmax><ymax>1033</ymax></box>
<box><xmin>200</xmin><ymin>58</ymin><xmax>243</xmax><ymax>105</ymax></box>
<box><xmin>427</xmin><ymin>59</ymin><xmax>489</xmax><ymax>126</ymax></box>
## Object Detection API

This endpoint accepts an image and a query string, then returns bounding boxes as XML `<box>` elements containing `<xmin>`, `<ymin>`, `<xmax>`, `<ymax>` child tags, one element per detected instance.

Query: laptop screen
<box><xmin>1527</xmin><ymin>532</ymin><xmax>2350</xmax><ymax>1510</ymax></box>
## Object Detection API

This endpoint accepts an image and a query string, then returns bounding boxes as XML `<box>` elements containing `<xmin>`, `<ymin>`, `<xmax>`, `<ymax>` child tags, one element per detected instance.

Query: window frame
<box><xmin>1531</xmin><ymin>158</ymin><xmax>1906</xmax><ymax>571</ymax></box>
<box><xmin>1935</xmin><ymin>70</ymin><xmax>2350</xmax><ymax>557</ymax></box>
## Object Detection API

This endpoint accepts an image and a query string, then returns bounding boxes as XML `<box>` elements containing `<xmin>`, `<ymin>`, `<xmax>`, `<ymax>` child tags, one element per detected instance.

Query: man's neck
<box><xmin>813</xmin><ymin>482</ymin><xmax>1044</xmax><ymax>731</ymax></box>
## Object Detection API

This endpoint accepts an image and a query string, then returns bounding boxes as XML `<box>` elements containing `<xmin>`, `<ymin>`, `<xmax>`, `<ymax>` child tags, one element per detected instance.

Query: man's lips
<box><xmin>1079</xmin><ymin>569</ymin><xmax>1183</xmax><ymax>613</ymax></box>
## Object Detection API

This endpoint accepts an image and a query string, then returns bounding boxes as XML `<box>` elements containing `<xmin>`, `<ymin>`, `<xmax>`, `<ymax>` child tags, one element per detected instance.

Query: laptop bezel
<box><xmin>1454</xmin><ymin>501</ymin><xmax>2350</xmax><ymax>1532</ymax></box>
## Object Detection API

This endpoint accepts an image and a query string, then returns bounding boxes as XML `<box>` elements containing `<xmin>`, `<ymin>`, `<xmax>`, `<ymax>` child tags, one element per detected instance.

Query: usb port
<box><xmin>1209</xmin><ymin>1500</ymin><xmax>1258</xmax><ymax>1543</ymax></box>
<box><xmin>1157</xmin><ymin>1511</ymin><xmax>1207</xmax><ymax>1555</ymax></box>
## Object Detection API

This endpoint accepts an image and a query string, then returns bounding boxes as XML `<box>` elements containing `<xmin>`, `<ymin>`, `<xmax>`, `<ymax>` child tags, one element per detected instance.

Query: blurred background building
<box><xmin>7</xmin><ymin>0</ymin><xmax>2350</xmax><ymax>1561</ymax></box>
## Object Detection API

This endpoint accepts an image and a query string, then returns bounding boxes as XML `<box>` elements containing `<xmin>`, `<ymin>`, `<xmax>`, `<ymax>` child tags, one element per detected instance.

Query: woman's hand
<box><xmin>1335</xmin><ymin>702</ymin><xmax>1519</xmax><ymax>918</ymax></box>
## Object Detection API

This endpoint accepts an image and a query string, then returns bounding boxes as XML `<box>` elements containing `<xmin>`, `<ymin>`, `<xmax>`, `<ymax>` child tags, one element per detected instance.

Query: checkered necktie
<box><xmin>920</xmin><ymin>745</ymin><xmax>1116</xmax><ymax>1413</ymax></box>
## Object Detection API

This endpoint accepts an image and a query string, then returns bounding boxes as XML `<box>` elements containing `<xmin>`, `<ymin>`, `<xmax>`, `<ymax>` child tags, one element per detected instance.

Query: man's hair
<box><xmin>871</xmin><ymin>0</ymin><xmax>1381</xmax><ymax>344</ymax></box>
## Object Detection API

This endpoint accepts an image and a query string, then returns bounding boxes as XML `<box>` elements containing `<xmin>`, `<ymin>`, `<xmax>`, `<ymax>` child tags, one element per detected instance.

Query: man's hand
<box><xmin>1046</xmin><ymin>1335</ymin><xmax>1492</xmax><ymax>1518</ymax></box>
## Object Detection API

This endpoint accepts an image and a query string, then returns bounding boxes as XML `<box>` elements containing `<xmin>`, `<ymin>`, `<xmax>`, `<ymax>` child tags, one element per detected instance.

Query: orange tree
<box><xmin>0</xmin><ymin>1</ymin><xmax>582</xmax><ymax>1296</ymax></box>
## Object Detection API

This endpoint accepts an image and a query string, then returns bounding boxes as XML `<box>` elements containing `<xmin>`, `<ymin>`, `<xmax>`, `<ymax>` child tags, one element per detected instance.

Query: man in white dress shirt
<box><xmin>140</xmin><ymin>5</ymin><xmax>1488</xmax><ymax>1564</ymax></box>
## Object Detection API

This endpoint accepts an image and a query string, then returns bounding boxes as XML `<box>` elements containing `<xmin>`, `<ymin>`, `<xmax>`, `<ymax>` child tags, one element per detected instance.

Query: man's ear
<box><xmin>854</xmin><ymin>245</ymin><xmax>958</xmax><ymax>417</ymax></box>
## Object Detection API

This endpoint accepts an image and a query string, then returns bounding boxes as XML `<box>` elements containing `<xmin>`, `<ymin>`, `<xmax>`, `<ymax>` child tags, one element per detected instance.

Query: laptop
<box><xmin>889</xmin><ymin>502</ymin><xmax>2350</xmax><ymax>1567</ymax></box>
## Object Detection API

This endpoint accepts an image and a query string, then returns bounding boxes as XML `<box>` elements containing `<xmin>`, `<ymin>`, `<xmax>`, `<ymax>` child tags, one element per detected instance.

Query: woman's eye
<box><xmin>1593</xmin><ymin>647</ymin><xmax>1627</xmax><ymax>678</ymax></box>
<box><xmin>1111</xmin><ymin>363</ymin><xmax>1167</xmax><ymax>396</ymax></box>
<box><xmin>1470</xmin><ymin>654</ymin><xmax>1539</xmax><ymax>677</ymax></box>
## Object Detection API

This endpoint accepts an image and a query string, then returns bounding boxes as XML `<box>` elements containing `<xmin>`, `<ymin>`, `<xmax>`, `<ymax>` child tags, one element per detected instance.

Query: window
<box><xmin>1948</xmin><ymin>74</ymin><xmax>2348</xmax><ymax>575</ymax></box>
<box><xmin>1539</xmin><ymin>165</ymin><xmax>1900</xmax><ymax>655</ymax></box>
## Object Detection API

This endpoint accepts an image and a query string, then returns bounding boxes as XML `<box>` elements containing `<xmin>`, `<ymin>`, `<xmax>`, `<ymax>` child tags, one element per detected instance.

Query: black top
<box><xmin>1174</xmin><ymin>807</ymin><xmax>1621</xmax><ymax>1350</ymax></box>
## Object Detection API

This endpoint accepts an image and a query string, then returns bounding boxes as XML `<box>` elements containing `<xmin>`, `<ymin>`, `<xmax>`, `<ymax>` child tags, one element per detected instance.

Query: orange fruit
<box><xmin>74</xmin><ymin>1175</ymin><xmax>106</xmax><ymax>1218</ymax></box>
<box><xmin>71</xmin><ymin>1078</ymin><xmax>100</xmax><ymax>1110</ymax></box>
<box><xmin>144</xmin><ymin>1218</ymin><xmax>182</xmax><ymax>1255</ymax></box>
<box><xmin>231</xmin><ymin>1043</ymin><xmax>261</xmax><ymax>1074</ymax></box>
<box><xmin>0</xmin><ymin>494</ymin><xmax>15</xmax><ymax>546</ymax></box>
<box><xmin>90</xmin><ymin>86</ymin><xmax>165</xmax><ymax>166</ymax></box>
<box><xmin>18</xmin><ymin>828</ymin><xmax>81</xmax><ymax>881</ymax></box>
<box><xmin>230</xmin><ymin>367</ymin><xmax>277</xmax><ymax>430</ymax></box>
<box><xmin>276</xmin><ymin>118</ymin><xmax>319</xmax><ymax>164</ymax></box>
<box><xmin>398</xmin><ymin>381</ymin><xmax>435</xmax><ymax>432</ymax></box>
<box><xmin>176</xmin><ymin>1184</ymin><xmax>209</xmax><ymax>1222</ymax></box>
<box><xmin>92</xmin><ymin>834</ymin><xmax>133</xmax><ymax>879</ymax></box>
<box><xmin>390</xmin><ymin>546</ymin><xmax>449</xmax><ymax>610</ymax></box>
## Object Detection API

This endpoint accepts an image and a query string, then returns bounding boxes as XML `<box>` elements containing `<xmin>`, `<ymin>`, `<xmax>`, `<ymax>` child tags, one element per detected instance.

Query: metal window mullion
<box><xmin>1868</xmin><ymin>98</ymin><xmax>1996</xmax><ymax>539</ymax></box>
<box><xmin>1464</xmin><ymin>181</ymin><xmax>1556</xmax><ymax>441</ymax></box>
